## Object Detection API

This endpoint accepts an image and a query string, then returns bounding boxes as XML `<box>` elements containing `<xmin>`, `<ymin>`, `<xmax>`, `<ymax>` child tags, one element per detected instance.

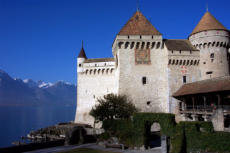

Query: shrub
<box><xmin>90</xmin><ymin>94</ymin><xmax>138</xmax><ymax>122</ymax></box>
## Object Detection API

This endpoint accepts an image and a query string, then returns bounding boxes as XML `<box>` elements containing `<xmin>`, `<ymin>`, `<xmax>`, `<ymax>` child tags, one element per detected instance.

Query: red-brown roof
<box><xmin>118</xmin><ymin>11</ymin><xmax>161</xmax><ymax>35</ymax></box>
<box><xmin>165</xmin><ymin>39</ymin><xmax>199</xmax><ymax>51</ymax></box>
<box><xmin>78</xmin><ymin>47</ymin><xmax>87</xmax><ymax>58</ymax></box>
<box><xmin>190</xmin><ymin>11</ymin><xmax>228</xmax><ymax>35</ymax></box>
<box><xmin>173</xmin><ymin>76</ymin><xmax>230</xmax><ymax>97</ymax></box>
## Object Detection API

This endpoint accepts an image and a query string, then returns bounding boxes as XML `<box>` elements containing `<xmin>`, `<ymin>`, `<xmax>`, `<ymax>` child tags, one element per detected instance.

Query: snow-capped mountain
<box><xmin>0</xmin><ymin>69</ymin><xmax>76</xmax><ymax>106</ymax></box>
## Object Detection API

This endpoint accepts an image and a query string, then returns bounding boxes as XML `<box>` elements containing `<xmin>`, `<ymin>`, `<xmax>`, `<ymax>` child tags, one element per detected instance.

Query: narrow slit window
<box><xmin>183</xmin><ymin>76</ymin><xmax>186</xmax><ymax>83</ymax></box>
<box><xmin>142</xmin><ymin>77</ymin><xmax>147</xmax><ymax>85</ymax></box>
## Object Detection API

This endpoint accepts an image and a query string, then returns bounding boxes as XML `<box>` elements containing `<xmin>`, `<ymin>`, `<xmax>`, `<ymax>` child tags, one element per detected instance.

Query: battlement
<box><xmin>78</xmin><ymin>58</ymin><xmax>116</xmax><ymax>75</ymax></box>
<box><xmin>116</xmin><ymin>40</ymin><xmax>164</xmax><ymax>50</ymax></box>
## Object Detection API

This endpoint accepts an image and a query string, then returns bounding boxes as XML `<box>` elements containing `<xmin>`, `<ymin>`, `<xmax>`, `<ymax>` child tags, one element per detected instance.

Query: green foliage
<box><xmin>90</xmin><ymin>94</ymin><xmax>138</xmax><ymax>122</ymax></box>
<box><xmin>102</xmin><ymin>119</ymin><xmax>136</xmax><ymax>147</ymax></box>
<box><xmin>97</xmin><ymin>132</ymin><xmax>110</xmax><ymax>141</ymax></box>
<box><xmin>101</xmin><ymin>112</ymin><xmax>230</xmax><ymax>153</ymax></box>
<box><xmin>179</xmin><ymin>121</ymin><xmax>230</xmax><ymax>153</ymax></box>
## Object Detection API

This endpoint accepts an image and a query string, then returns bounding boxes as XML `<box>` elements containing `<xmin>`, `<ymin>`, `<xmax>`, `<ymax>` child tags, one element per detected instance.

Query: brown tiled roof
<box><xmin>78</xmin><ymin>47</ymin><xmax>87</xmax><ymax>58</ymax></box>
<box><xmin>173</xmin><ymin>76</ymin><xmax>230</xmax><ymax>97</ymax></box>
<box><xmin>84</xmin><ymin>58</ymin><xmax>115</xmax><ymax>63</ymax></box>
<box><xmin>191</xmin><ymin>11</ymin><xmax>228</xmax><ymax>35</ymax></box>
<box><xmin>165</xmin><ymin>39</ymin><xmax>199</xmax><ymax>51</ymax></box>
<box><xmin>118</xmin><ymin>11</ymin><xmax>161</xmax><ymax>35</ymax></box>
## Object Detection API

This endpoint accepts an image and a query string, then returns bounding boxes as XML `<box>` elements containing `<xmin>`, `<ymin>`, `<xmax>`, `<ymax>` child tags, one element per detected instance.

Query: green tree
<box><xmin>90</xmin><ymin>94</ymin><xmax>138</xmax><ymax>122</ymax></box>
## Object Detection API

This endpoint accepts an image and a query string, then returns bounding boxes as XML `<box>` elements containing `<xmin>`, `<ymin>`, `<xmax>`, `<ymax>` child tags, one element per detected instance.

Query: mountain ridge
<box><xmin>0</xmin><ymin>69</ymin><xmax>76</xmax><ymax>107</ymax></box>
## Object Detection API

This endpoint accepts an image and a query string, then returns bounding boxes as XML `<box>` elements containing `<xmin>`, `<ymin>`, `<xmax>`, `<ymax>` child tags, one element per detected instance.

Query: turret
<box><xmin>77</xmin><ymin>42</ymin><xmax>87</xmax><ymax>73</ymax></box>
<box><xmin>189</xmin><ymin>11</ymin><xmax>230</xmax><ymax>80</ymax></box>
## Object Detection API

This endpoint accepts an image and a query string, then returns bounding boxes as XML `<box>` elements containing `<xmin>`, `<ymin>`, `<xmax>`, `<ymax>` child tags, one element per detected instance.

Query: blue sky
<box><xmin>0</xmin><ymin>0</ymin><xmax>230</xmax><ymax>84</ymax></box>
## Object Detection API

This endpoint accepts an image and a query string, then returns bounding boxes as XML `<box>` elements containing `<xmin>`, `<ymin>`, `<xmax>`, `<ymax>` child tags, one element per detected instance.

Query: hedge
<box><xmin>101</xmin><ymin>113</ymin><xmax>230</xmax><ymax>153</ymax></box>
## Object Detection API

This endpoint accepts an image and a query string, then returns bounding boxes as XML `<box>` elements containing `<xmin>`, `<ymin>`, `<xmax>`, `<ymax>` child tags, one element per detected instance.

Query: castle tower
<box><xmin>77</xmin><ymin>43</ymin><xmax>87</xmax><ymax>73</ymax></box>
<box><xmin>112</xmin><ymin>11</ymin><xmax>170</xmax><ymax>113</ymax></box>
<box><xmin>189</xmin><ymin>11</ymin><xmax>230</xmax><ymax>80</ymax></box>
<box><xmin>75</xmin><ymin>44</ymin><xmax>87</xmax><ymax>124</ymax></box>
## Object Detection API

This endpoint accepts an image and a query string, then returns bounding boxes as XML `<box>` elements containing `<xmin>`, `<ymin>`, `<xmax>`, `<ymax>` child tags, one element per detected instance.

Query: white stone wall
<box><xmin>167</xmin><ymin>50</ymin><xmax>200</xmax><ymax>114</ymax></box>
<box><xmin>113</xmin><ymin>35</ymin><xmax>170</xmax><ymax>113</ymax></box>
<box><xmin>74</xmin><ymin>60</ymin><xmax>117</xmax><ymax>126</ymax></box>
<box><xmin>189</xmin><ymin>30</ymin><xmax>230</xmax><ymax>80</ymax></box>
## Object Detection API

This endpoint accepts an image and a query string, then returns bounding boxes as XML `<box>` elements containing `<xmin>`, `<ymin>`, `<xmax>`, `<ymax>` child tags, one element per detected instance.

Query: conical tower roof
<box><xmin>118</xmin><ymin>11</ymin><xmax>161</xmax><ymax>35</ymax></box>
<box><xmin>191</xmin><ymin>11</ymin><xmax>228</xmax><ymax>35</ymax></box>
<box><xmin>78</xmin><ymin>47</ymin><xmax>87</xmax><ymax>58</ymax></box>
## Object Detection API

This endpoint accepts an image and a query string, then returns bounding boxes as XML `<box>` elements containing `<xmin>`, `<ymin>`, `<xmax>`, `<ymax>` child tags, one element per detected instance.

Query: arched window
<box><xmin>141</xmin><ymin>42</ymin><xmax>145</xmax><ymax>49</ymax></box>
<box><xmin>110</xmin><ymin>68</ymin><xmax>114</xmax><ymax>74</ymax></box>
<box><xmin>85</xmin><ymin>69</ymin><xmax>89</xmax><ymax>74</ymax></box>
<box><xmin>118</xmin><ymin>42</ymin><xmax>123</xmax><ymax>49</ymax></box>
<box><xmin>220</xmin><ymin>42</ymin><xmax>223</xmax><ymax>47</ymax></box>
<box><xmin>106</xmin><ymin>69</ymin><xmax>109</xmax><ymax>74</ymax></box>
<box><xmin>130</xmin><ymin>42</ymin><xmax>135</xmax><ymax>49</ymax></box>
<box><xmin>190</xmin><ymin>60</ymin><xmax>193</xmax><ymax>65</ymax></box>
<box><xmin>94</xmin><ymin>69</ymin><xmax>97</xmax><ymax>74</ymax></box>
<box><xmin>183</xmin><ymin>60</ymin><xmax>186</xmax><ymax>65</ymax></box>
<box><xmin>136</xmin><ymin>42</ymin><xmax>140</xmax><ymax>49</ymax></box>
<box><xmin>187</xmin><ymin>60</ymin><xmax>190</xmax><ymax>65</ymax></box>
<box><xmin>151</xmin><ymin>42</ymin><xmax>155</xmax><ymax>49</ymax></box>
<box><xmin>194</xmin><ymin>60</ymin><xmax>197</xmax><ymax>65</ymax></box>
<box><xmin>168</xmin><ymin>59</ymin><xmax>171</xmax><ymax>65</ymax></box>
<box><xmin>146</xmin><ymin>42</ymin><xmax>150</xmax><ymax>49</ymax></box>
<box><xmin>125</xmin><ymin>42</ymin><xmax>129</xmax><ymax>49</ymax></box>
<box><xmin>98</xmin><ymin>69</ymin><xmax>101</xmax><ymax>74</ymax></box>
<box><xmin>156</xmin><ymin>42</ymin><xmax>161</xmax><ymax>49</ymax></box>
<box><xmin>102</xmin><ymin>69</ymin><xmax>105</xmax><ymax>74</ymax></box>
<box><xmin>176</xmin><ymin>60</ymin><xmax>179</xmax><ymax>65</ymax></box>
<box><xmin>212</xmin><ymin>42</ymin><xmax>216</xmax><ymax>47</ymax></box>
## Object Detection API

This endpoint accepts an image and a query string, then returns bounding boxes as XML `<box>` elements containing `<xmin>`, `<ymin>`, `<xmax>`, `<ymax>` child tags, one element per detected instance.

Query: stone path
<box><xmin>24</xmin><ymin>143</ymin><xmax>161</xmax><ymax>153</ymax></box>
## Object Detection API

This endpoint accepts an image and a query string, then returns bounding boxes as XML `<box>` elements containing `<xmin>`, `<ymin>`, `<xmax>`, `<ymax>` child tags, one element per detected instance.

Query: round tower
<box><xmin>77</xmin><ymin>42</ymin><xmax>87</xmax><ymax>73</ymax></box>
<box><xmin>189</xmin><ymin>11</ymin><xmax>230</xmax><ymax>80</ymax></box>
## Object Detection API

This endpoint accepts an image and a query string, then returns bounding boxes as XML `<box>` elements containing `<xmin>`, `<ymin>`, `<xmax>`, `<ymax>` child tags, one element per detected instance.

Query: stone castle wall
<box><xmin>75</xmin><ymin>60</ymin><xmax>117</xmax><ymax>126</ymax></box>
<box><xmin>167</xmin><ymin>50</ymin><xmax>200</xmax><ymax>114</ymax></box>
<box><xmin>113</xmin><ymin>35</ymin><xmax>170</xmax><ymax>113</ymax></box>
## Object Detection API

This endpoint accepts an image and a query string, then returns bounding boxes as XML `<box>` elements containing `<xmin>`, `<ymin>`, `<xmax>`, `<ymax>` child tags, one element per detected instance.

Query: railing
<box><xmin>179</xmin><ymin>105</ymin><xmax>230</xmax><ymax>114</ymax></box>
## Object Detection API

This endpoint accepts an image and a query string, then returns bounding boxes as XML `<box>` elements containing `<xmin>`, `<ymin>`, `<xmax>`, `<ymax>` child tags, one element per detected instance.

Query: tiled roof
<box><xmin>78</xmin><ymin>47</ymin><xmax>87</xmax><ymax>58</ymax></box>
<box><xmin>191</xmin><ymin>11</ymin><xmax>228</xmax><ymax>35</ymax></box>
<box><xmin>173</xmin><ymin>76</ymin><xmax>230</xmax><ymax>97</ymax></box>
<box><xmin>84</xmin><ymin>58</ymin><xmax>115</xmax><ymax>63</ymax></box>
<box><xmin>118</xmin><ymin>11</ymin><xmax>161</xmax><ymax>35</ymax></box>
<box><xmin>165</xmin><ymin>39</ymin><xmax>199</xmax><ymax>51</ymax></box>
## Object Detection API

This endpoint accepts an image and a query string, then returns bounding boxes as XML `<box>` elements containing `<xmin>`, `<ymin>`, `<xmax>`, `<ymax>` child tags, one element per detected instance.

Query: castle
<box><xmin>74</xmin><ymin>10</ymin><xmax>230</xmax><ymax>126</ymax></box>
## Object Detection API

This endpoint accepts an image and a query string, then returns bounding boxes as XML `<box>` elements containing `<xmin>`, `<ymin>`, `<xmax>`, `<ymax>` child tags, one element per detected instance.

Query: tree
<box><xmin>90</xmin><ymin>93</ymin><xmax>138</xmax><ymax>122</ymax></box>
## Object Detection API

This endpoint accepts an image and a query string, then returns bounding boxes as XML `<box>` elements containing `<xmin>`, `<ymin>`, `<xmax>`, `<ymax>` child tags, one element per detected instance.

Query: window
<box><xmin>183</xmin><ymin>76</ymin><xmax>186</xmax><ymax>83</ymax></box>
<box><xmin>79</xmin><ymin>64</ymin><xmax>82</xmax><ymax>67</ymax></box>
<box><xmin>142</xmin><ymin>77</ymin><xmax>147</xmax><ymax>85</ymax></box>
<box><xmin>147</xmin><ymin>101</ymin><xmax>151</xmax><ymax>105</ymax></box>
<box><xmin>206</xmin><ymin>71</ymin><xmax>213</xmax><ymax>74</ymax></box>
<box><xmin>210</xmin><ymin>53</ymin><xmax>214</xmax><ymax>58</ymax></box>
